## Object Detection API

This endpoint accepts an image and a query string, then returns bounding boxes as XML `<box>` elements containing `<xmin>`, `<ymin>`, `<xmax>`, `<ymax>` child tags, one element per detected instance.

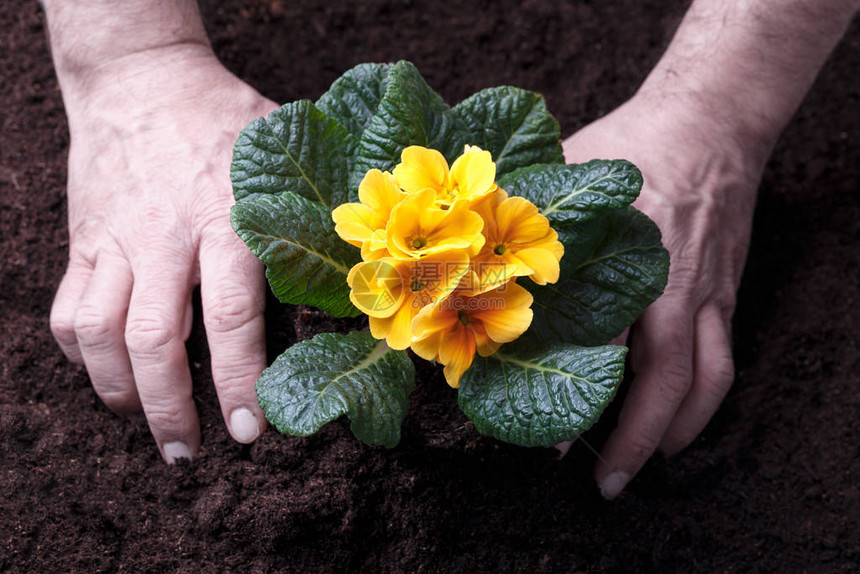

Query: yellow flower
<box><xmin>393</xmin><ymin>145</ymin><xmax>497</xmax><ymax>207</ymax></box>
<box><xmin>386</xmin><ymin>188</ymin><xmax>485</xmax><ymax>259</ymax></box>
<box><xmin>411</xmin><ymin>280</ymin><xmax>534</xmax><ymax>387</ymax></box>
<box><xmin>332</xmin><ymin>169</ymin><xmax>406</xmax><ymax>260</ymax></box>
<box><xmin>470</xmin><ymin>188</ymin><xmax>564</xmax><ymax>289</ymax></box>
<box><xmin>347</xmin><ymin>251</ymin><xmax>470</xmax><ymax>350</ymax></box>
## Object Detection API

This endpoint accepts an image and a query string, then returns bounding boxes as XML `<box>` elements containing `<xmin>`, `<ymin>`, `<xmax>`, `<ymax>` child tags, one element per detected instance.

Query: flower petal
<box><xmin>472</xmin><ymin>282</ymin><xmax>534</xmax><ymax>343</ymax></box>
<box><xmin>358</xmin><ymin>169</ymin><xmax>406</xmax><ymax>215</ymax></box>
<box><xmin>473</xmin><ymin>324</ymin><xmax>501</xmax><ymax>357</ymax></box>
<box><xmin>412</xmin><ymin>300</ymin><xmax>459</xmax><ymax>338</ymax></box>
<box><xmin>410</xmin><ymin>329</ymin><xmax>444</xmax><ymax>361</ymax></box>
<box><xmin>497</xmin><ymin>197</ymin><xmax>550</xmax><ymax>244</ymax></box>
<box><xmin>386</xmin><ymin>300</ymin><xmax>418</xmax><ymax>350</ymax></box>
<box><xmin>516</xmin><ymin>246</ymin><xmax>562</xmax><ymax>285</ymax></box>
<box><xmin>393</xmin><ymin>146</ymin><xmax>449</xmax><ymax>195</ymax></box>
<box><xmin>387</xmin><ymin>190</ymin><xmax>485</xmax><ymax>258</ymax></box>
<box><xmin>369</xmin><ymin>315</ymin><xmax>393</xmax><ymax>340</ymax></box>
<box><xmin>332</xmin><ymin>203</ymin><xmax>384</xmax><ymax>246</ymax></box>
<box><xmin>439</xmin><ymin>326</ymin><xmax>476</xmax><ymax>388</ymax></box>
<box><xmin>449</xmin><ymin>146</ymin><xmax>496</xmax><ymax>202</ymax></box>
<box><xmin>423</xmin><ymin>199</ymin><xmax>485</xmax><ymax>250</ymax></box>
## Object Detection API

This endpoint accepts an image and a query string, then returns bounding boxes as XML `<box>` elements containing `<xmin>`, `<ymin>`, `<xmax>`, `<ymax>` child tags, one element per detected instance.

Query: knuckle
<box><xmin>704</xmin><ymin>356</ymin><xmax>735</xmax><ymax>400</ymax></box>
<box><xmin>623</xmin><ymin>434</ymin><xmax>661</xmax><ymax>462</ymax></box>
<box><xmin>74</xmin><ymin>305</ymin><xmax>118</xmax><ymax>349</ymax></box>
<box><xmin>144</xmin><ymin>401</ymin><xmax>192</xmax><ymax>431</ymax></box>
<box><xmin>125</xmin><ymin>316</ymin><xmax>178</xmax><ymax>358</ymax></box>
<box><xmin>204</xmin><ymin>288</ymin><xmax>262</xmax><ymax>335</ymax></box>
<box><xmin>212</xmin><ymin>356</ymin><xmax>263</xmax><ymax>393</ymax></box>
<box><xmin>50</xmin><ymin>310</ymin><xmax>77</xmax><ymax>346</ymax></box>
<box><xmin>656</xmin><ymin>354</ymin><xmax>693</xmax><ymax>399</ymax></box>
<box><xmin>711</xmin><ymin>295</ymin><xmax>737</xmax><ymax>322</ymax></box>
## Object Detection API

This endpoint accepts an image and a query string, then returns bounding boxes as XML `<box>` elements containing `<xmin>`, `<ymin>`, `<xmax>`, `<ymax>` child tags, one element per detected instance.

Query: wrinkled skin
<box><xmin>559</xmin><ymin>91</ymin><xmax>765</xmax><ymax>498</ymax></box>
<box><xmin>50</xmin><ymin>47</ymin><xmax>278</xmax><ymax>462</ymax></box>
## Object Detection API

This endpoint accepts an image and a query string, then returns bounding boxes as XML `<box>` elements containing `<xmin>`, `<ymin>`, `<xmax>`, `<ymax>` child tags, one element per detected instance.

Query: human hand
<box><xmin>49</xmin><ymin>44</ymin><xmax>278</xmax><ymax>462</ymax></box>
<box><xmin>560</xmin><ymin>90</ymin><xmax>768</xmax><ymax>498</ymax></box>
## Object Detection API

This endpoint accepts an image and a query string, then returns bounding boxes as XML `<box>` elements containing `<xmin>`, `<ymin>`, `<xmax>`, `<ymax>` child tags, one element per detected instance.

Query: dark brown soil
<box><xmin>2</xmin><ymin>1</ymin><xmax>858</xmax><ymax>572</ymax></box>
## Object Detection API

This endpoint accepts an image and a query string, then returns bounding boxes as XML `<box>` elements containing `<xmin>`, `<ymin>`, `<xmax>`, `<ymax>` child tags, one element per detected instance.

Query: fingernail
<box><xmin>163</xmin><ymin>441</ymin><xmax>193</xmax><ymax>464</ymax></box>
<box><xmin>230</xmin><ymin>407</ymin><xmax>262</xmax><ymax>444</ymax></box>
<box><xmin>599</xmin><ymin>471</ymin><xmax>631</xmax><ymax>500</ymax></box>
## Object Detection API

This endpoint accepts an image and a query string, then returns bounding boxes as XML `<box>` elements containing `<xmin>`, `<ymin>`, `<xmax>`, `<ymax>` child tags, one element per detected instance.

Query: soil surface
<box><xmin>2</xmin><ymin>1</ymin><xmax>858</xmax><ymax>572</ymax></box>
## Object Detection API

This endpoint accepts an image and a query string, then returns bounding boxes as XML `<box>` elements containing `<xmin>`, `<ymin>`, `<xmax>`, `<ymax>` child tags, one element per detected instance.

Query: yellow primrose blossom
<box><xmin>332</xmin><ymin>169</ymin><xmax>407</xmax><ymax>260</ymax></box>
<box><xmin>411</xmin><ymin>281</ymin><xmax>534</xmax><ymax>387</ymax></box>
<box><xmin>333</xmin><ymin>145</ymin><xmax>563</xmax><ymax>386</ymax></box>
<box><xmin>393</xmin><ymin>145</ymin><xmax>497</xmax><ymax>207</ymax></box>
<box><xmin>386</xmin><ymin>188</ymin><xmax>485</xmax><ymax>259</ymax></box>
<box><xmin>347</xmin><ymin>251</ymin><xmax>470</xmax><ymax>349</ymax></box>
<box><xmin>470</xmin><ymin>188</ymin><xmax>564</xmax><ymax>288</ymax></box>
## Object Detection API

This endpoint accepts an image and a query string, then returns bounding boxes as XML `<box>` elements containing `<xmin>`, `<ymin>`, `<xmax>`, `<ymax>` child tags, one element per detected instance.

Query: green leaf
<box><xmin>231</xmin><ymin>100</ymin><xmax>355</xmax><ymax>207</ymax></box>
<box><xmin>498</xmin><ymin>160</ymin><xmax>642</xmax><ymax>227</ymax></box>
<box><xmin>257</xmin><ymin>331</ymin><xmax>415</xmax><ymax>447</ymax></box>
<box><xmin>316</xmin><ymin>63</ymin><xmax>393</xmax><ymax>139</ymax></box>
<box><xmin>351</xmin><ymin>60</ymin><xmax>471</xmax><ymax>194</ymax></box>
<box><xmin>231</xmin><ymin>191</ymin><xmax>361</xmax><ymax>318</ymax></box>
<box><xmin>524</xmin><ymin>206</ymin><xmax>670</xmax><ymax>347</ymax></box>
<box><xmin>458</xmin><ymin>344</ymin><xmax>627</xmax><ymax>447</ymax></box>
<box><xmin>453</xmin><ymin>86</ymin><xmax>564</xmax><ymax>178</ymax></box>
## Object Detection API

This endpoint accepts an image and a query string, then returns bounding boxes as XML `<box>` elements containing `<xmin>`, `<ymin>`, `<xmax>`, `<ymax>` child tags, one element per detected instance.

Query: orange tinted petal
<box><xmin>386</xmin><ymin>301</ymin><xmax>418</xmax><ymax>350</ymax></box>
<box><xmin>439</xmin><ymin>326</ymin><xmax>476</xmax><ymax>388</ymax></box>
<box><xmin>410</xmin><ymin>329</ymin><xmax>444</xmax><ymax>362</ymax></box>
<box><xmin>472</xmin><ymin>282</ymin><xmax>534</xmax><ymax>343</ymax></box>
<box><xmin>516</xmin><ymin>246</ymin><xmax>562</xmax><ymax>285</ymax></box>
<box><xmin>412</xmin><ymin>301</ymin><xmax>459</xmax><ymax>338</ymax></box>
<box><xmin>473</xmin><ymin>324</ymin><xmax>501</xmax><ymax>357</ymax></box>
<box><xmin>369</xmin><ymin>315</ymin><xmax>393</xmax><ymax>340</ymax></box>
<box><xmin>497</xmin><ymin>197</ymin><xmax>550</xmax><ymax>244</ymax></box>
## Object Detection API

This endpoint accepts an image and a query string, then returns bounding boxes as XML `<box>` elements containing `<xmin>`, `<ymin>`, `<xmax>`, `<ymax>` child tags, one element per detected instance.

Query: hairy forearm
<box><xmin>639</xmin><ymin>0</ymin><xmax>857</xmax><ymax>159</ymax></box>
<box><xmin>42</xmin><ymin>0</ymin><xmax>212</xmax><ymax>97</ymax></box>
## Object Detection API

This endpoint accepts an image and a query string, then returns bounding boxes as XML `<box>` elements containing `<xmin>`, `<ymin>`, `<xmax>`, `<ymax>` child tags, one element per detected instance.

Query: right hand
<box><xmin>50</xmin><ymin>44</ymin><xmax>279</xmax><ymax>462</ymax></box>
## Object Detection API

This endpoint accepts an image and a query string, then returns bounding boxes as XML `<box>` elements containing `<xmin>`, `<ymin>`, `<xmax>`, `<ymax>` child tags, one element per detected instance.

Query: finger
<box><xmin>200</xmin><ymin>230</ymin><xmax>267</xmax><ymax>444</ymax></box>
<box><xmin>594</xmin><ymin>298</ymin><xmax>694</xmax><ymax>499</ymax></box>
<box><xmin>125</xmin><ymin>248</ymin><xmax>199</xmax><ymax>464</ymax></box>
<box><xmin>74</xmin><ymin>250</ymin><xmax>141</xmax><ymax>414</ymax></box>
<box><xmin>555</xmin><ymin>327</ymin><xmax>630</xmax><ymax>457</ymax></box>
<box><xmin>50</xmin><ymin>256</ymin><xmax>94</xmax><ymax>364</ymax></box>
<box><xmin>660</xmin><ymin>304</ymin><xmax>734</xmax><ymax>455</ymax></box>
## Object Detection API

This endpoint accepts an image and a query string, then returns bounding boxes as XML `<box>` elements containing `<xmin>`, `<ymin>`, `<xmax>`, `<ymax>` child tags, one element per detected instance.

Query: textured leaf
<box><xmin>231</xmin><ymin>100</ymin><xmax>355</xmax><ymax>207</ymax></box>
<box><xmin>316</xmin><ymin>63</ymin><xmax>393</xmax><ymax>139</ymax></box>
<box><xmin>231</xmin><ymin>191</ymin><xmax>361</xmax><ymax>317</ymax></box>
<box><xmin>499</xmin><ymin>160</ymin><xmax>642</xmax><ymax>227</ymax></box>
<box><xmin>524</xmin><ymin>206</ymin><xmax>669</xmax><ymax>347</ymax></box>
<box><xmin>458</xmin><ymin>344</ymin><xmax>627</xmax><ymax>447</ymax></box>
<box><xmin>257</xmin><ymin>331</ymin><xmax>415</xmax><ymax>447</ymax></box>
<box><xmin>351</xmin><ymin>60</ymin><xmax>470</xmax><ymax>194</ymax></box>
<box><xmin>453</xmin><ymin>86</ymin><xmax>564</xmax><ymax>178</ymax></box>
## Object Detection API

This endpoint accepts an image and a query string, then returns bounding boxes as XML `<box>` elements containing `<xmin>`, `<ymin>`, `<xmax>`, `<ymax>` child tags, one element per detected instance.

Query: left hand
<box><xmin>560</xmin><ymin>90</ymin><xmax>766</xmax><ymax>498</ymax></box>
